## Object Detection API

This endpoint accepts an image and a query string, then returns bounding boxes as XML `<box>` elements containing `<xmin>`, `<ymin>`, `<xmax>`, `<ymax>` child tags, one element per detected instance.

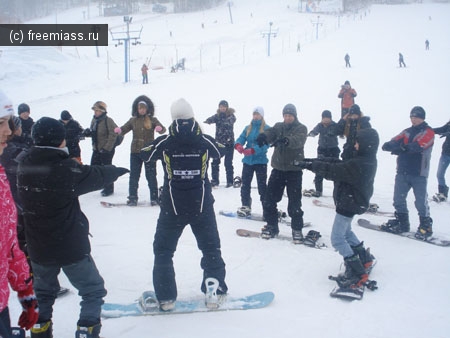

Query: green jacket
<box><xmin>120</xmin><ymin>115</ymin><xmax>166</xmax><ymax>153</ymax></box>
<box><xmin>264</xmin><ymin>120</ymin><xmax>307</xmax><ymax>171</ymax></box>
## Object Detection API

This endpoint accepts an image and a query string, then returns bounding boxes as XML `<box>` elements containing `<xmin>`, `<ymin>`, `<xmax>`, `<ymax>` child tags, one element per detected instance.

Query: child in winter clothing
<box><xmin>0</xmin><ymin>90</ymin><xmax>39</xmax><ymax>338</ymax></box>
<box><xmin>17</xmin><ymin>103</ymin><xmax>34</xmax><ymax>147</ymax></box>
<box><xmin>432</xmin><ymin>120</ymin><xmax>450</xmax><ymax>201</ymax></box>
<box><xmin>114</xmin><ymin>95</ymin><xmax>166</xmax><ymax>206</ymax></box>
<box><xmin>256</xmin><ymin>104</ymin><xmax>308</xmax><ymax>242</ymax></box>
<box><xmin>141</xmin><ymin>98</ymin><xmax>228</xmax><ymax>310</ymax></box>
<box><xmin>204</xmin><ymin>100</ymin><xmax>236</xmax><ymax>187</ymax></box>
<box><xmin>234</xmin><ymin>106</ymin><xmax>270</xmax><ymax>216</ymax></box>
<box><xmin>305</xmin><ymin>110</ymin><xmax>340</xmax><ymax>197</ymax></box>
<box><xmin>381</xmin><ymin>106</ymin><xmax>435</xmax><ymax>239</ymax></box>
<box><xmin>298</xmin><ymin>127</ymin><xmax>379</xmax><ymax>288</ymax></box>
<box><xmin>17</xmin><ymin>117</ymin><xmax>129</xmax><ymax>338</ymax></box>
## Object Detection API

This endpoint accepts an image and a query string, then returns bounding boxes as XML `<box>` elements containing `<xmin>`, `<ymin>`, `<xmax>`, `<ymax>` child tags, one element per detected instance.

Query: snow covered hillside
<box><xmin>2</xmin><ymin>1</ymin><xmax>450</xmax><ymax>337</ymax></box>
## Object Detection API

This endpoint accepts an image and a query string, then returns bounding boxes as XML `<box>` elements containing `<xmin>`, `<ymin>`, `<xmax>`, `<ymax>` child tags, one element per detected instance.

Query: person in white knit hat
<box><xmin>141</xmin><ymin>98</ymin><xmax>228</xmax><ymax>311</ymax></box>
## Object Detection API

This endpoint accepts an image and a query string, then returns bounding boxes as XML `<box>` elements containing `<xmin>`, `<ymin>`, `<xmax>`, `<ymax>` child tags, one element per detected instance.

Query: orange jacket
<box><xmin>338</xmin><ymin>87</ymin><xmax>357</xmax><ymax>109</ymax></box>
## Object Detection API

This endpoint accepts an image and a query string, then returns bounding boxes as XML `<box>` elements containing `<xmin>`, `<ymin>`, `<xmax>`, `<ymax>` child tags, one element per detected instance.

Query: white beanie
<box><xmin>171</xmin><ymin>98</ymin><xmax>194</xmax><ymax>120</ymax></box>
<box><xmin>0</xmin><ymin>90</ymin><xmax>14</xmax><ymax>118</ymax></box>
<box><xmin>253</xmin><ymin>106</ymin><xmax>264</xmax><ymax>117</ymax></box>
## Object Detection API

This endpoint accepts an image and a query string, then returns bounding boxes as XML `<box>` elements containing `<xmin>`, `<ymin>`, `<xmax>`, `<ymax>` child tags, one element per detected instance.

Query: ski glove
<box><xmin>256</xmin><ymin>134</ymin><xmax>268</xmax><ymax>147</ymax></box>
<box><xmin>114</xmin><ymin>127</ymin><xmax>122</xmax><ymax>134</ymax></box>
<box><xmin>234</xmin><ymin>143</ymin><xmax>244</xmax><ymax>154</ymax></box>
<box><xmin>116</xmin><ymin>167</ymin><xmax>130</xmax><ymax>177</ymax></box>
<box><xmin>243</xmin><ymin>148</ymin><xmax>255</xmax><ymax>156</ymax></box>
<box><xmin>155</xmin><ymin>125</ymin><xmax>163</xmax><ymax>132</ymax></box>
<box><xmin>18</xmin><ymin>284</ymin><xmax>39</xmax><ymax>330</ymax></box>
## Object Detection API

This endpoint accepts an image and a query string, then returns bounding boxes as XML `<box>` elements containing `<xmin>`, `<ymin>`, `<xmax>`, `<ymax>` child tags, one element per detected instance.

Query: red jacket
<box><xmin>0</xmin><ymin>165</ymin><xmax>32</xmax><ymax>311</ymax></box>
<box><xmin>338</xmin><ymin>87</ymin><xmax>357</xmax><ymax>109</ymax></box>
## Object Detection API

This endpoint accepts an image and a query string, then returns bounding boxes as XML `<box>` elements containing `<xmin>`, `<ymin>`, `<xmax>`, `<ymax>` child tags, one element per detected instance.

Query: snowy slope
<box><xmin>2</xmin><ymin>1</ymin><xmax>450</xmax><ymax>337</ymax></box>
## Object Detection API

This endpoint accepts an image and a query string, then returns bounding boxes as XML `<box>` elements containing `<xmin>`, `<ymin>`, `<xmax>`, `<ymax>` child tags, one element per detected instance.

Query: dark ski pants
<box><xmin>263</xmin><ymin>169</ymin><xmax>304</xmax><ymax>231</ymax></box>
<box><xmin>211</xmin><ymin>145</ymin><xmax>234</xmax><ymax>185</ymax></box>
<box><xmin>393</xmin><ymin>173</ymin><xmax>430</xmax><ymax>217</ymax></box>
<box><xmin>91</xmin><ymin>149</ymin><xmax>115</xmax><ymax>195</ymax></box>
<box><xmin>314</xmin><ymin>147</ymin><xmax>340</xmax><ymax>193</ymax></box>
<box><xmin>153</xmin><ymin>206</ymin><xmax>228</xmax><ymax>302</ymax></box>
<box><xmin>0</xmin><ymin>307</ymin><xmax>12</xmax><ymax>338</ymax></box>
<box><xmin>31</xmin><ymin>255</ymin><xmax>107</xmax><ymax>326</ymax></box>
<box><xmin>240</xmin><ymin>163</ymin><xmax>267</xmax><ymax>208</ymax></box>
<box><xmin>129</xmin><ymin>152</ymin><xmax>158</xmax><ymax>201</ymax></box>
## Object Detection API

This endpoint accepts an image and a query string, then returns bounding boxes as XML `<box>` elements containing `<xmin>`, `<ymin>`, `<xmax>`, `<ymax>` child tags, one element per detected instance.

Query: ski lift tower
<box><xmin>110</xmin><ymin>16</ymin><xmax>143</xmax><ymax>83</ymax></box>
<box><xmin>261</xmin><ymin>22</ymin><xmax>278</xmax><ymax>57</ymax></box>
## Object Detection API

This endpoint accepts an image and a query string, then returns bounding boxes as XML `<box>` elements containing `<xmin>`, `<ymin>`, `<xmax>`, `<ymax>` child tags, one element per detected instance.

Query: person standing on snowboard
<box><xmin>297</xmin><ymin>128</ymin><xmax>379</xmax><ymax>288</ymax></box>
<box><xmin>141</xmin><ymin>98</ymin><xmax>228</xmax><ymax>311</ymax></box>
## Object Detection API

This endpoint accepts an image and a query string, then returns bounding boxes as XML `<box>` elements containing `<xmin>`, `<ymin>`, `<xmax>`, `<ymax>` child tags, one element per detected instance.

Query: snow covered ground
<box><xmin>2</xmin><ymin>1</ymin><xmax>450</xmax><ymax>337</ymax></box>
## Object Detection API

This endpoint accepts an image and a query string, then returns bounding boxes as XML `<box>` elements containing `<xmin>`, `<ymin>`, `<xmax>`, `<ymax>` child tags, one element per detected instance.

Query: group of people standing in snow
<box><xmin>0</xmin><ymin>84</ymin><xmax>449</xmax><ymax>338</ymax></box>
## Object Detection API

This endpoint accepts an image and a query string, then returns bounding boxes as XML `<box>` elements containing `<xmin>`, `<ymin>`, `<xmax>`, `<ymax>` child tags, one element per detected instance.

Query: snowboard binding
<box><xmin>303</xmin><ymin>230</ymin><xmax>322</xmax><ymax>247</ymax></box>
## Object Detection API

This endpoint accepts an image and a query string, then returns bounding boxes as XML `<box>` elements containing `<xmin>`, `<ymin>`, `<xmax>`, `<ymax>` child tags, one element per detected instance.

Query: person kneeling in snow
<box><xmin>140</xmin><ymin>98</ymin><xmax>228</xmax><ymax>311</ymax></box>
<box><xmin>297</xmin><ymin>128</ymin><xmax>379</xmax><ymax>288</ymax></box>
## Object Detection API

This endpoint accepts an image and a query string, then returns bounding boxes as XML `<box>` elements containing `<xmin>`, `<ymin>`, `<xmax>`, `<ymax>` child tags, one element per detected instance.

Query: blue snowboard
<box><xmin>102</xmin><ymin>291</ymin><xmax>274</xmax><ymax>318</ymax></box>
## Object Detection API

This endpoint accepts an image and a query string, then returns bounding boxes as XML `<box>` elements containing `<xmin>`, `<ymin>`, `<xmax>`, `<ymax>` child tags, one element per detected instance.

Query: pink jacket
<box><xmin>0</xmin><ymin>165</ymin><xmax>31</xmax><ymax>311</ymax></box>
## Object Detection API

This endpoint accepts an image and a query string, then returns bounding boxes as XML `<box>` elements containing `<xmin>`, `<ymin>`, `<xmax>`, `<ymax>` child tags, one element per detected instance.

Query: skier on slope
<box><xmin>140</xmin><ymin>98</ymin><xmax>228</xmax><ymax>311</ymax></box>
<box><xmin>297</xmin><ymin>128</ymin><xmax>379</xmax><ymax>288</ymax></box>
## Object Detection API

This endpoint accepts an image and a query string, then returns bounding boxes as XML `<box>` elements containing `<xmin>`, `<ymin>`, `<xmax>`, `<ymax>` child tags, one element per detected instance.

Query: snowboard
<box><xmin>101</xmin><ymin>290</ymin><xmax>274</xmax><ymax>318</ymax></box>
<box><xmin>357</xmin><ymin>218</ymin><xmax>450</xmax><ymax>247</ymax></box>
<box><xmin>312</xmin><ymin>199</ymin><xmax>395</xmax><ymax>217</ymax></box>
<box><xmin>219</xmin><ymin>210</ymin><xmax>293</xmax><ymax>226</ymax></box>
<box><xmin>236</xmin><ymin>227</ymin><xmax>324</xmax><ymax>248</ymax></box>
<box><xmin>100</xmin><ymin>201</ymin><xmax>150</xmax><ymax>208</ymax></box>
<box><xmin>329</xmin><ymin>260</ymin><xmax>378</xmax><ymax>301</ymax></box>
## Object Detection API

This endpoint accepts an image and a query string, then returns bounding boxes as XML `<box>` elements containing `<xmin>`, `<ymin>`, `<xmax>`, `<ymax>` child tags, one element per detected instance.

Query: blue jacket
<box><xmin>235</xmin><ymin>119</ymin><xmax>270</xmax><ymax>165</ymax></box>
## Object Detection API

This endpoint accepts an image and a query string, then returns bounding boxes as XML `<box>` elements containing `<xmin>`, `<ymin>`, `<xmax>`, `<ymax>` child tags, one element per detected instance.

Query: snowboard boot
<box><xmin>292</xmin><ymin>229</ymin><xmax>304</xmax><ymax>244</ymax></box>
<box><xmin>351</xmin><ymin>241</ymin><xmax>374</xmax><ymax>270</ymax></box>
<box><xmin>159</xmin><ymin>300</ymin><xmax>175</xmax><ymax>311</ymax></box>
<box><xmin>75</xmin><ymin>322</ymin><xmax>101</xmax><ymax>338</ymax></box>
<box><xmin>211</xmin><ymin>179</ymin><xmax>219</xmax><ymax>188</ymax></box>
<box><xmin>233</xmin><ymin>176</ymin><xmax>242</xmax><ymax>188</ymax></box>
<box><xmin>367</xmin><ymin>203</ymin><xmax>379</xmax><ymax>214</ymax></box>
<box><xmin>30</xmin><ymin>321</ymin><xmax>53</xmax><ymax>338</ymax></box>
<box><xmin>126</xmin><ymin>196</ymin><xmax>138</xmax><ymax>206</ymax></box>
<box><xmin>415</xmin><ymin>216</ymin><xmax>433</xmax><ymax>240</ymax></box>
<box><xmin>381</xmin><ymin>212</ymin><xmax>410</xmax><ymax>234</ymax></box>
<box><xmin>339</xmin><ymin>254</ymin><xmax>369</xmax><ymax>288</ymax></box>
<box><xmin>261</xmin><ymin>224</ymin><xmax>279</xmax><ymax>239</ymax></box>
<box><xmin>237</xmin><ymin>206</ymin><xmax>251</xmax><ymax>218</ymax></box>
<box><xmin>304</xmin><ymin>230</ymin><xmax>321</xmax><ymax>247</ymax></box>
<box><xmin>433</xmin><ymin>185</ymin><xmax>448</xmax><ymax>202</ymax></box>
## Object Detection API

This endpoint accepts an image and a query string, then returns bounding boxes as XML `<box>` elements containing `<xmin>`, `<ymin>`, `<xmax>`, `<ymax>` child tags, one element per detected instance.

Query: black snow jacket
<box><xmin>61</xmin><ymin>118</ymin><xmax>84</xmax><ymax>158</ymax></box>
<box><xmin>204</xmin><ymin>108</ymin><xmax>236</xmax><ymax>146</ymax></box>
<box><xmin>141</xmin><ymin>119</ymin><xmax>223</xmax><ymax>217</ymax></box>
<box><xmin>310</xmin><ymin>128</ymin><xmax>379</xmax><ymax>217</ymax></box>
<box><xmin>17</xmin><ymin>146</ymin><xmax>126</xmax><ymax>265</ymax></box>
<box><xmin>335</xmin><ymin>115</ymin><xmax>371</xmax><ymax>160</ymax></box>
<box><xmin>433</xmin><ymin>121</ymin><xmax>450</xmax><ymax>156</ymax></box>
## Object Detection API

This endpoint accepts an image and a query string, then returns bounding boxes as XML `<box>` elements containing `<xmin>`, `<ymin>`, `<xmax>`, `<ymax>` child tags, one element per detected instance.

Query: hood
<box><xmin>170</xmin><ymin>119</ymin><xmax>202</xmax><ymax>144</ymax></box>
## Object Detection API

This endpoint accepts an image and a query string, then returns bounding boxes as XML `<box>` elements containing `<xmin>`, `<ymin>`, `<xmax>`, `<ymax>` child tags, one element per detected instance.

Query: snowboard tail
<box><xmin>101</xmin><ymin>291</ymin><xmax>274</xmax><ymax>318</ymax></box>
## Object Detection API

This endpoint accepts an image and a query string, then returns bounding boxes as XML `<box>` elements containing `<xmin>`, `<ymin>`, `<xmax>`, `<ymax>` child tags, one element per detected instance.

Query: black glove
<box><xmin>272</xmin><ymin>137</ymin><xmax>289</xmax><ymax>147</ymax></box>
<box><xmin>82</xmin><ymin>128</ymin><xmax>92</xmax><ymax>137</ymax></box>
<box><xmin>381</xmin><ymin>142</ymin><xmax>393</xmax><ymax>152</ymax></box>
<box><xmin>256</xmin><ymin>134</ymin><xmax>268</xmax><ymax>147</ymax></box>
<box><xmin>116</xmin><ymin>167</ymin><xmax>130</xmax><ymax>177</ymax></box>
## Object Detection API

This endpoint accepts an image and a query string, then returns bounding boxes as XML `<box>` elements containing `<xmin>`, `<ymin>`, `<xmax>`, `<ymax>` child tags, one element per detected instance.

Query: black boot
<box><xmin>439</xmin><ymin>185</ymin><xmax>449</xmax><ymax>198</ymax></box>
<box><xmin>351</xmin><ymin>241</ymin><xmax>374</xmax><ymax>270</ymax></box>
<box><xmin>340</xmin><ymin>254</ymin><xmax>369</xmax><ymax>288</ymax></box>
<box><xmin>127</xmin><ymin>196</ymin><xmax>138</xmax><ymax>206</ymax></box>
<box><xmin>75</xmin><ymin>322</ymin><xmax>101</xmax><ymax>338</ymax></box>
<box><xmin>415</xmin><ymin>216</ymin><xmax>433</xmax><ymax>239</ymax></box>
<box><xmin>381</xmin><ymin>212</ymin><xmax>410</xmax><ymax>233</ymax></box>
